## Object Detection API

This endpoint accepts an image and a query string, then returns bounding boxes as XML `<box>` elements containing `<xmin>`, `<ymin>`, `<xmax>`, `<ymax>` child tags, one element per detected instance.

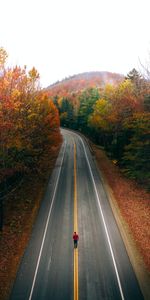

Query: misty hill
<box><xmin>46</xmin><ymin>71</ymin><xmax>124</xmax><ymax>95</ymax></box>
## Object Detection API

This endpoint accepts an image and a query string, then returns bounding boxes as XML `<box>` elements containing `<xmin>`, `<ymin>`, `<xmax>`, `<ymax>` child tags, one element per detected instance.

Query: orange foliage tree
<box><xmin>0</xmin><ymin>48</ymin><xmax>61</xmax><ymax>183</ymax></box>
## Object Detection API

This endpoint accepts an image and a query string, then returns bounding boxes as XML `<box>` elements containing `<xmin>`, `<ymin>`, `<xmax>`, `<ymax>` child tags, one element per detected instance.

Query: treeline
<box><xmin>0</xmin><ymin>48</ymin><xmax>62</xmax><ymax>186</ymax></box>
<box><xmin>52</xmin><ymin>69</ymin><xmax>150</xmax><ymax>187</ymax></box>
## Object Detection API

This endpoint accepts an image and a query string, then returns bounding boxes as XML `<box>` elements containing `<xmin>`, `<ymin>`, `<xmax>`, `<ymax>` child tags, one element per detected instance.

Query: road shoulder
<box><xmin>90</xmin><ymin>143</ymin><xmax>150</xmax><ymax>300</ymax></box>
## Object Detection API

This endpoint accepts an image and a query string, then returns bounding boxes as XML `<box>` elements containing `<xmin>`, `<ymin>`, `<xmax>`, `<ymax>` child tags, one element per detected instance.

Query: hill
<box><xmin>46</xmin><ymin>71</ymin><xmax>124</xmax><ymax>96</ymax></box>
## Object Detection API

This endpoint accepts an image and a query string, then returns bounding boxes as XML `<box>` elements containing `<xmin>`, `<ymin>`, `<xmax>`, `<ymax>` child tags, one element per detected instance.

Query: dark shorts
<box><xmin>74</xmin><ymin>240</ymin><xmax>78</xmax><ymax>247</ymax></box>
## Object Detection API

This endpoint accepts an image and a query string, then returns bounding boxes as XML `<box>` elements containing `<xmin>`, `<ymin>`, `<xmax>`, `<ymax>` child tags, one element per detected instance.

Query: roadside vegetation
<box><xmin>92</xmin><ymin>144</ymin><xmax>150</xmax><ymax>273</ymax></box>
<box><xmin>0</xmin><ymin>46</ymin><xmax>149</xmax><ymax>299</ymax></box>
<box><xmin>0</xmin><ymin>48</ymin><xmax>62</xmax><ymax>300</ymax></box>
<box><xmin>47</xmin><ymin>66</ymin><xmax>150</xmax><ymax>283</ymax></box>
<box><xmin>49</xmin><ymin>68</ymin><xmax>150</xmax><ymax>189</ymax></box>
<box><xmin>0</xmin><ymin>47</ymin><xmax>62</xmax><ymax>230</ymax></box>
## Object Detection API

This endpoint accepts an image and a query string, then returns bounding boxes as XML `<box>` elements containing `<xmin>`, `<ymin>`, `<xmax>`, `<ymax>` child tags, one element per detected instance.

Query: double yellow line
<box><xmin>74</xmin><ymin>143</ymin><xmax>78</xmax><ymax>300</ymax></box>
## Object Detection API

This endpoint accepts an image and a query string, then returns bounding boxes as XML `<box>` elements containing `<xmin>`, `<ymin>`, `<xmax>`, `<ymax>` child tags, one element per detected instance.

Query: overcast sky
<box><xmin>1</xmin><ymin>0</ymin><xmax>150</xmax><ymax>87</ymax></box>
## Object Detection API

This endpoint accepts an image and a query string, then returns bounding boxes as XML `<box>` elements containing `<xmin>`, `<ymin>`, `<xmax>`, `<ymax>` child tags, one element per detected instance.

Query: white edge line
<box><xmin>79</xmin><ymin>136</ymin><xmax>125</xmax><ymax>300</ymax></box>
<box><xmin>28</xmin><ymin>141</ymin><xmax>66</xmax><ymax>300</ymax></box>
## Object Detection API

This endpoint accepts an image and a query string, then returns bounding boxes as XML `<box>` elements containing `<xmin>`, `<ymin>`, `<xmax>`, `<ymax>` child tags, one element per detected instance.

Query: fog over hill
<box><xmin>46</xmin><ymin>71</ymin><xmax>124</xmax><ymax>93</ymax></box>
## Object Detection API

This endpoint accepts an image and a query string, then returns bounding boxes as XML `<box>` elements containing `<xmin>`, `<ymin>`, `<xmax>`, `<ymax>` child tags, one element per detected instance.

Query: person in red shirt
<box><xmin>73</xmin><ymin>231</ymin><xmax>79</xmax><ymax>248</ymax></box>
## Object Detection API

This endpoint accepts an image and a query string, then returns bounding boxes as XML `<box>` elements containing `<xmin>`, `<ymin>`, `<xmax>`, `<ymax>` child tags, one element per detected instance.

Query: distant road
<box><xmin>10</xmin><ymin>129</ymin><xmax>143</xmax><ymax>300</ymax></box>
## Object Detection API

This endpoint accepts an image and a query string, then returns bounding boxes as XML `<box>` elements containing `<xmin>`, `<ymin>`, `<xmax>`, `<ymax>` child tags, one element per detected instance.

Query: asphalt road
<box><xmin>10</xmin><ymin>129</ymin><xmax>144</xmax><ymax>300</ymax></box>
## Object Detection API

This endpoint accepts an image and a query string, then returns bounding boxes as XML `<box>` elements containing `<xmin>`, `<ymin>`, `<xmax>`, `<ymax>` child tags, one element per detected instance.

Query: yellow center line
<box><xmin>74</xmin><ymin>142</ymin><xmax>78</xmax><ymax>300</ymax></box>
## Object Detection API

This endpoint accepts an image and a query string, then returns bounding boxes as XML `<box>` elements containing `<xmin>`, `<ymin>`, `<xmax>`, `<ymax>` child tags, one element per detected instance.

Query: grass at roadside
<box><xmin>0</xmin><ymin>145</ymin><xmax>61</xmax><ymax>300</ymax></box>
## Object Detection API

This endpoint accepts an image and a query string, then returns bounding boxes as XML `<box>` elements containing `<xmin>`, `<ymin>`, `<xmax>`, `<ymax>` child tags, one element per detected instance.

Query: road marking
<box><xmin>28</xmin><ymin>141</ymin><xmax>66</xmax><ymax>300</ymax></box>
<box><xmin>74</xmin><ymin>143</ymin><xmax>78</xmax><ymax>232</ymax></box>
<box><xmin>74</xmin><ymin>248</ymin><xmax>78</xmax><ymax>300</ymax></box>
<box><xmin>74</xmin><ymin>143</ymin><xmax>79</xmax><ymax>300</ymax></box>
<box><xmin>79</xmin><ymin>136</ymin><xmax>125</xmax><ymax>300</ymax></box>
<box><xmin>47</xmin><ymin>256</ymin><xmax>52</xmax><ymax>271</ymax></box>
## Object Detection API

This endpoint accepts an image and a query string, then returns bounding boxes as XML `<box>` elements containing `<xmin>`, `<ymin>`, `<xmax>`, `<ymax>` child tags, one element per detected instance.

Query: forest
<box><xmin>0</xmin><ymin>48</ymin><xmax>62</xmax><ymax>228</ymax></box>
<box><xmin>0</xmin><ymin>48</ymin><xmax>149</xmax><ymax>299</ymax></box>
<box><xmin>0</xmin><ymin>47</ymin><xmax>150</xmax><ymax>200</ymax></box>
<box><xmin>48</xmin><ymin>69</ymin><xmax>150</xmax><ymax>188</ymax></box>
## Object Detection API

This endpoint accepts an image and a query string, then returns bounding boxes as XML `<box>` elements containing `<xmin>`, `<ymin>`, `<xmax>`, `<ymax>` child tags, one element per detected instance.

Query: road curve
<box><xmin>10</xmin><ymin>129</ymin><xmax>143</xmax><ymax>300</ymax></box>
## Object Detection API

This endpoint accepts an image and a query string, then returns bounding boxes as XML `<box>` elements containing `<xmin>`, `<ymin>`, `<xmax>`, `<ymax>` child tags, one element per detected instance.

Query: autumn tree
<box><xmin>125</xmin><ymin>68</ymin><xmax>149</xmax><ymax>106</ymax></box>
<box><xmin>46</xmin><ymin>70</ymin><xmax>149</xmax><ymax>188</ymax></box>
<box><xmin>0</xmin><ymin>49</ymin><xmax>62</xmax><ymax>229</ymax></box>
<box><xmin>0</xmin><ymin>52</ymin><xmax>60</xmax><ymax>186</ymax></box>
<box><xmin>89</xmin><ymin>98</ymin><xmax>112</xmax><ymax>146</ymax></box>
<box><xmin>0</xmin><ymin>47</ymin><xmax>8</xmax><ymax>70</ymax></box>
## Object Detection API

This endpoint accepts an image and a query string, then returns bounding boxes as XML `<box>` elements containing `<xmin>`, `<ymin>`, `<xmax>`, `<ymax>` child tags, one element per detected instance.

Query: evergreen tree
<box><xmin>78</xmin><ymin>88</ymin><xmax>100</xmax><ymax>133</ymax></box>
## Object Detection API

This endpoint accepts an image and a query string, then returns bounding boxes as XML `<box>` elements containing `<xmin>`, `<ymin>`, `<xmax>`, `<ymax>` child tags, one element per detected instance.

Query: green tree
<box><xmin>122</xmin><ymin>112</ymin><xmax>150</xmax><ymax>187</ymax></box>
<box><xmin>125</xmin><ymin>68</ymin><xmax>148</xmax><ymax>103</ymax></box>
<box><xmin>59</xmin><ymin>98</ymin><xmax>74</xmax><ymax>128</ymax></box>
<box><xmin>144</xmin><ymin>94</ymin><xmax>150</xmax><ymax>112</ymax></box>
<box><xmin>77</xmin><ymin>88</ymin><xmax>100</xmax><ymax>134</ymax></box>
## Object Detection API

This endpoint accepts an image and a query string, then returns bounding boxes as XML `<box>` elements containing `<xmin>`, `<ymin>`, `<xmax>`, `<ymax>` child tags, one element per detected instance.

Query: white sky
<box><xmin>0</xmin><ymin>0</ymin><xmax>150</xmax><ymax>87</ymax></box>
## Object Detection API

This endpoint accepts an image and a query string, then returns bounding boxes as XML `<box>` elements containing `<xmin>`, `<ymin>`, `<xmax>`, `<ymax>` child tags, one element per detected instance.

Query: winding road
<box><xmin>10</xmin><ymin>129</ymin><xmax>143</xmax><ymax>300</ymax></box>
